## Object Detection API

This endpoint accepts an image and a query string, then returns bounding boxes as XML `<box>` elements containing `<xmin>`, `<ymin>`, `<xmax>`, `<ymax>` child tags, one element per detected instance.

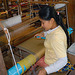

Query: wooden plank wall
<box><xmin>67</xmin><ymin>0</ymin><xmax>75</xmax><ymax>43</ymax></box>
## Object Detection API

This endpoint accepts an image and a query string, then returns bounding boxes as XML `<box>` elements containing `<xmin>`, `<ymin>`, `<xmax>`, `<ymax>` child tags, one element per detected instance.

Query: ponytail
<box><xmin>58</xmin><ymin>15</ymin><xmax>69</xmax><ymax>45</ymax></box>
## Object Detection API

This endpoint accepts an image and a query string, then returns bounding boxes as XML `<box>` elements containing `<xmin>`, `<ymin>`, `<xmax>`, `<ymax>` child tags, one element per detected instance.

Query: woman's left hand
<box><xmin>38</xmin><ymin>68</ymin><xmax>47</xmax><ymax>75</ymax></box>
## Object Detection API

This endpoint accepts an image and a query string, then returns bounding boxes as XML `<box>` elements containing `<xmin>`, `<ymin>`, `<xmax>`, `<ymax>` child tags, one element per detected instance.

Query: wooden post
<box><xmin>19</xmin><ymin>0</ymin><xmax>22</xmax><ymax>16</ymax></box>
<box><xmin>3</xmin><ymin>0</ymin><xmax>9</xmax><ymax>18</ymax></box>
<box><xmin>67</xmin><ymin>0</ymin><xmax>75</xmax><ymax>43</ymax></box>
<box><xmin>3</xmin><ymin>0</ymin><xmax>9</xmax><ymax>10</ymax></box>
<box><xmin>0</xmin><ymin>48</ymin><xmax>7</xmax><ymax>75</ymax></box>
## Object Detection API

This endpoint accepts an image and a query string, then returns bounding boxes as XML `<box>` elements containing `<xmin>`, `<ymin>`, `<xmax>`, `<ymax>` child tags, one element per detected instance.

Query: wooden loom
<box><xmin>0</xmin><ymin>16</ymin><xmax>43</xmax><ymax>46</ymax></box>
<box><xmin>7</xmin><ymin>37</ymin><xmax>45</xmax><ymax>75</ymax></box>
<box><xmin>0</xmin><ymin>0</ymin><xmax>69</xmax><ymax>45</ymax></box>
<box><xmin>0</xmin><ymin>1</ymin><xmax>72</xmax><ymax>75</ymax></box>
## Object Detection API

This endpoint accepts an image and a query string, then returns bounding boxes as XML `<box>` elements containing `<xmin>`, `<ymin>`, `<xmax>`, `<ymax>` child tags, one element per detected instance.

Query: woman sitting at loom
<box><xmin>32</xmin><ymin>5</ymin><xmax>69</xmax><ymax>75</ymax></box>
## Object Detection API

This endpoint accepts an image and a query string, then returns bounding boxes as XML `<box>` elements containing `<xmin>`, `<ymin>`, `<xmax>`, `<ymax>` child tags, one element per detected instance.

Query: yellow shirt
<box><xmin>44</xmin><ymin>26</ymin><xmax>67</xmax><ymax>65</ymax></box>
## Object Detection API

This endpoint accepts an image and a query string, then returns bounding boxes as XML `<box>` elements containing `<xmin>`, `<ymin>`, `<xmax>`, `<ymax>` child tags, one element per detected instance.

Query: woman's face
<box><xmin>40</xmin><ymin>18</ymin><xmax>53</xmax><ymax>31</ymax></box>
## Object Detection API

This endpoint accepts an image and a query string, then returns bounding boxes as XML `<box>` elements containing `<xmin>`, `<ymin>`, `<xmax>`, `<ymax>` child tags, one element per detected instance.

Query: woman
<box><xmin>33</xmin><ymin>5</ymin><xmax>69</xmax><ymax>75</ymax></box>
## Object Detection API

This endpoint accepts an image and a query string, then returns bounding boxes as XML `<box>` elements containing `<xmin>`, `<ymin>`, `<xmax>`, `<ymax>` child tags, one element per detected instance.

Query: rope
<box><xmin>4</xmin><ymin>28</ymin><xmax>20</xmax><ymax>75</ymax></box>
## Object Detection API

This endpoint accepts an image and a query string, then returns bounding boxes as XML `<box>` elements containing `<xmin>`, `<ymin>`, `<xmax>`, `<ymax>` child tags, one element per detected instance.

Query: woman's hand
<box><xmin>38</xmin><ymin>68</ymin><xmax>47</xmax><ymax>75</ymax></box>
<box><xmin>34</xmin><ymin>32</ymin><xmax>44</xmax><ymax>39</ymax></box>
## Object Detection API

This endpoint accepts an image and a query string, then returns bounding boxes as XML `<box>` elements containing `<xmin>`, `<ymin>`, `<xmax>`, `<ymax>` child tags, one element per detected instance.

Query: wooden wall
<box><xmin>67</xmin><ymin>0</ymin><xmax>75</xmax><ymax>43</ymax></box>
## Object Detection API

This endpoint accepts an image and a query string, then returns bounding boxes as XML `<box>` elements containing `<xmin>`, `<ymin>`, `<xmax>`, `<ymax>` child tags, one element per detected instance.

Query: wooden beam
<box><xmin>22</xmin><ymin>7</ymin><xmax>30</xmax><ymax>11</ymax></box>
<box><xmin>30</xmin><ymin>1</ymin><xmax>69</xmax><ymax>4</ymax></box>
<box><xmin>0</xmin><ymin>16</ymin><xmax>39</xmax><ymax>33</ymax></box>
<box><xmin>0</xmin><ymin>48</ymin><xmax>7</xmax><ymax>75</ymax></box>
<box><xmin>10</xmin><ymin>17</ymin><xmax>39</xmax><ymax>30</ymax></box>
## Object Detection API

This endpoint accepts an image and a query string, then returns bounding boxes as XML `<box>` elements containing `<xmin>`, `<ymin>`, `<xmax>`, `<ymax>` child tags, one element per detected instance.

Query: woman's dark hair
<box><xmin>39</xmin><ymin>5</ymin><xmax>69</xmax><ymax>45</ymax></box>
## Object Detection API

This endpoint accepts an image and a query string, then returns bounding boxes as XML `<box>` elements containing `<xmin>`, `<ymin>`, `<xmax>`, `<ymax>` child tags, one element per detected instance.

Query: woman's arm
<box><xmin>45</xmin><ymin>56</ymin><xmax>67</xmax><ymax>74</ymax></box>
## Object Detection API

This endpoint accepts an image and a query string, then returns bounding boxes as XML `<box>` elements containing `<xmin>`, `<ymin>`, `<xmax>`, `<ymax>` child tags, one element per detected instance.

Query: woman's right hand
<box><xmin>34</xmin><ymin>32</ymin><xmax>44</xmax><ymax>39</ymax></box>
